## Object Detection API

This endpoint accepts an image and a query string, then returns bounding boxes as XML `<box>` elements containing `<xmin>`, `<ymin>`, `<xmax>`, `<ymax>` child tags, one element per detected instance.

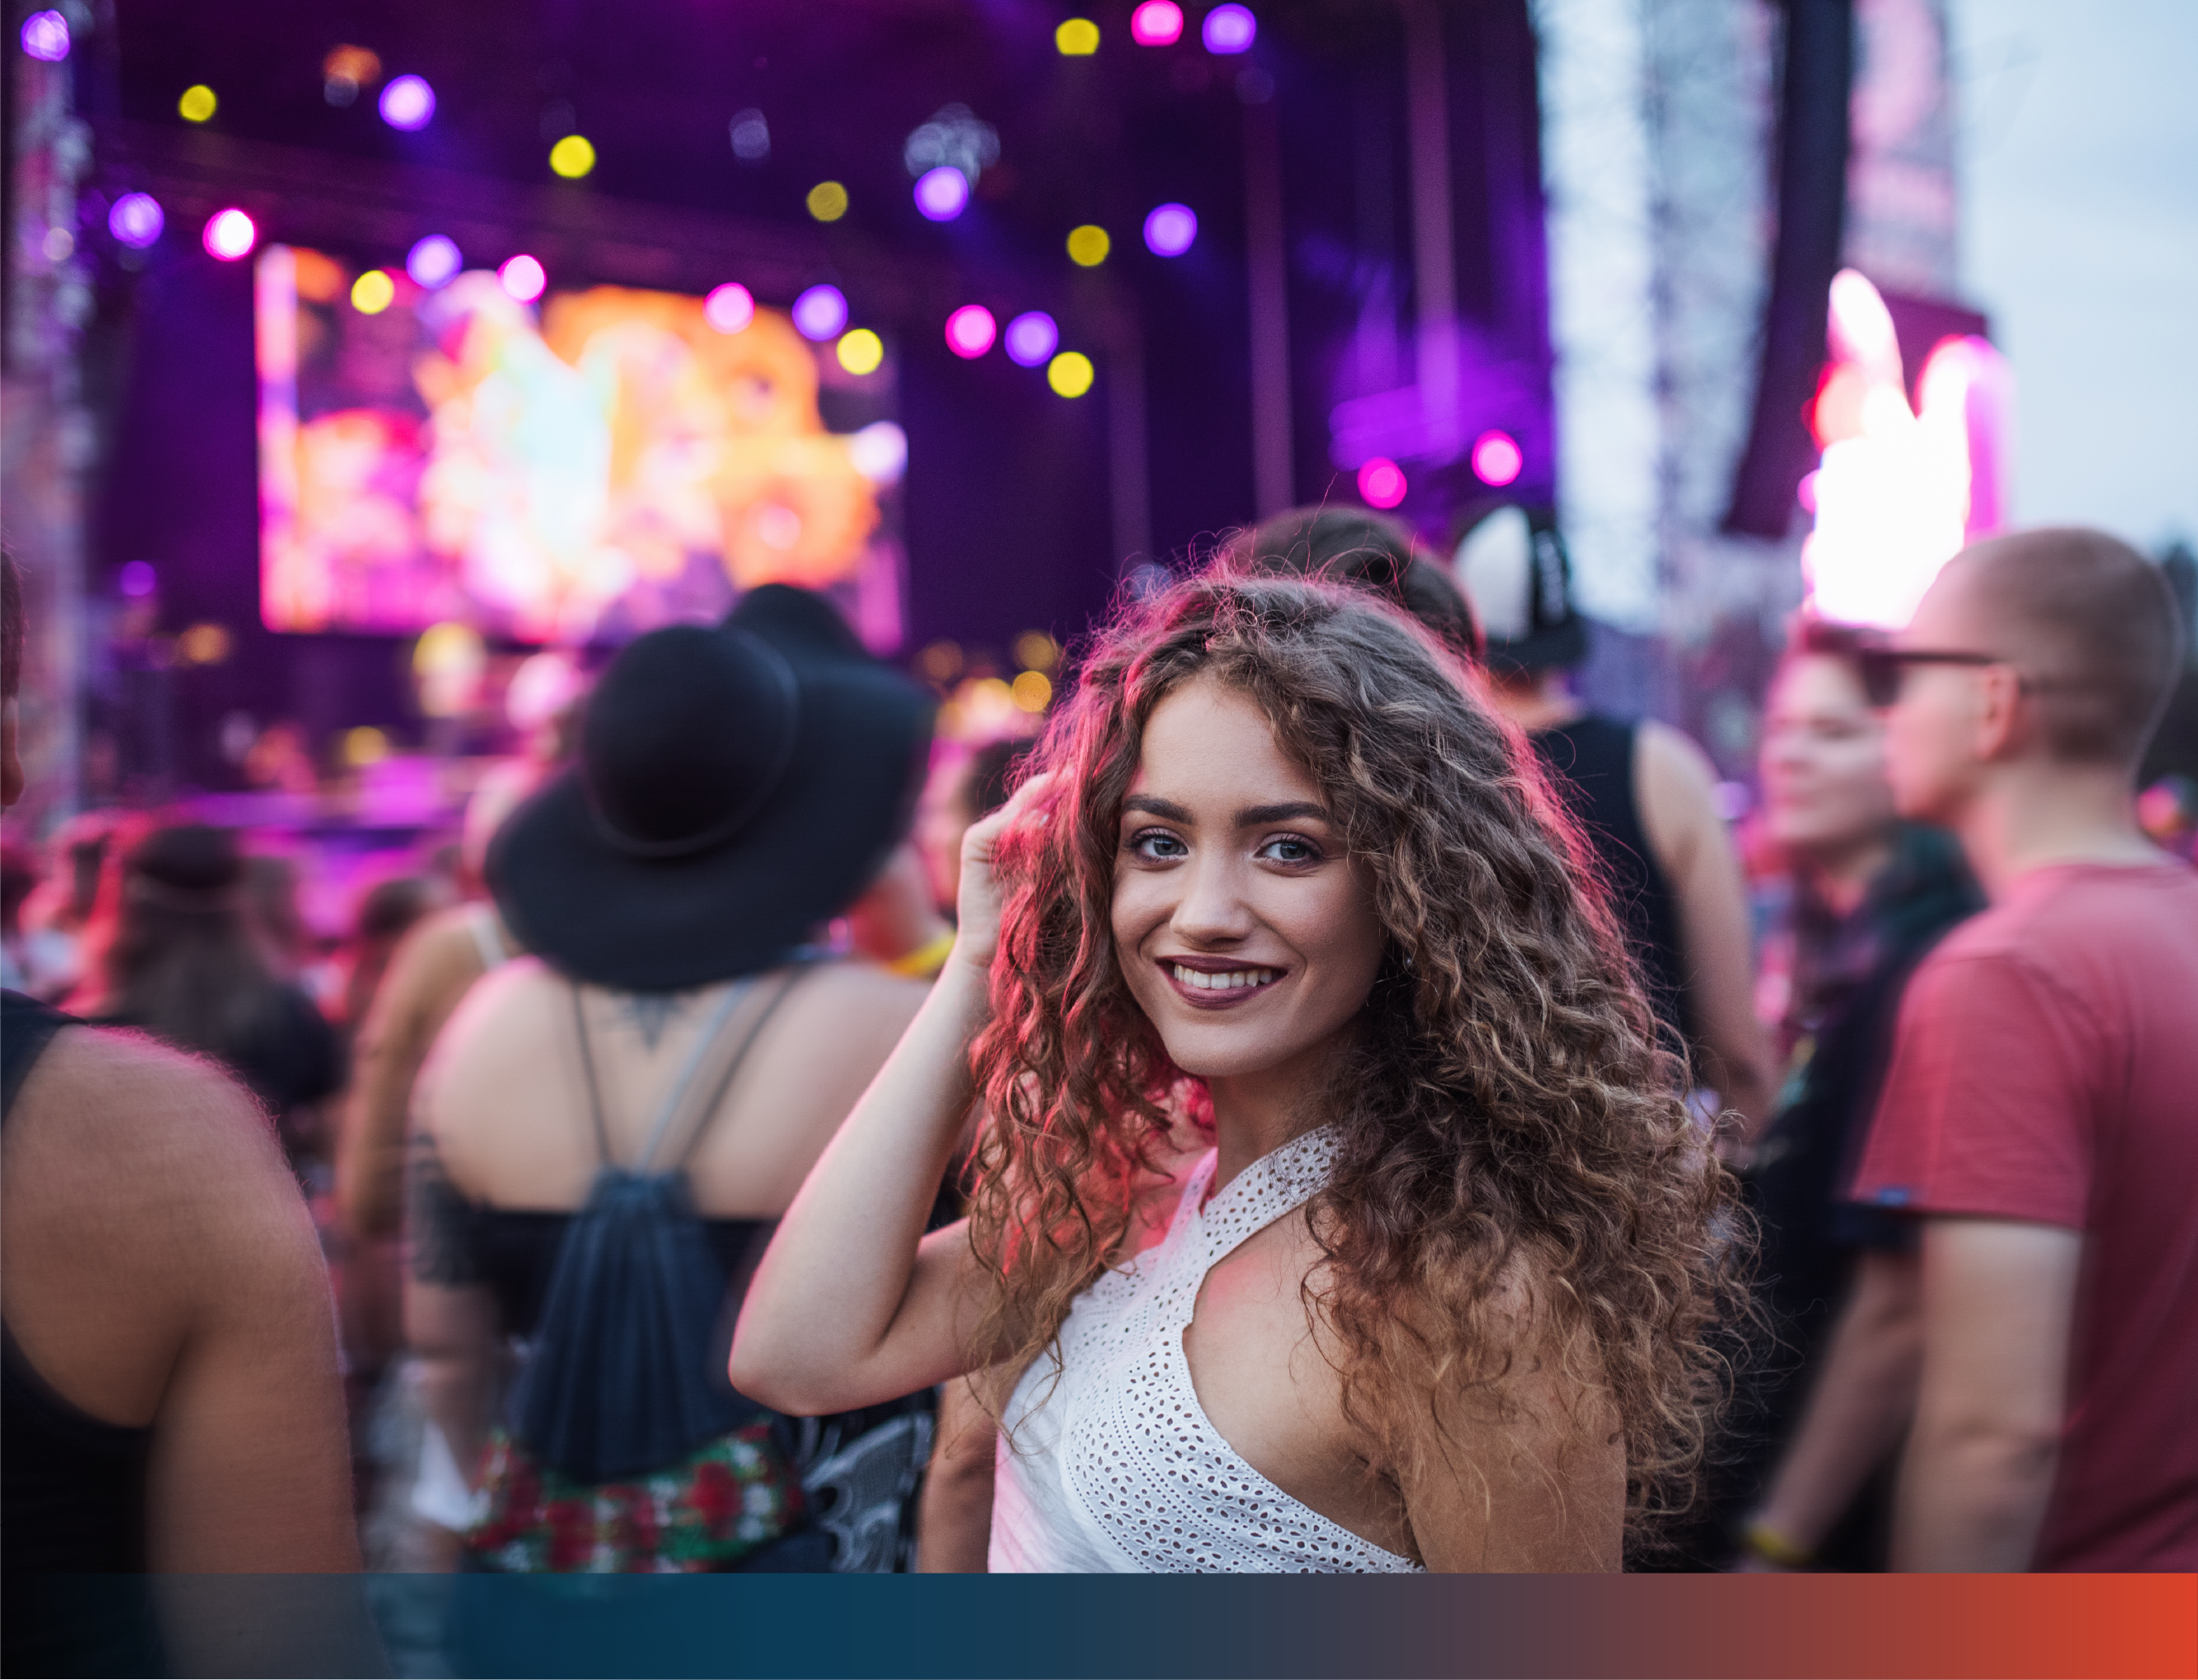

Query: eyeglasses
<box><xmin>1855</xmin><ymin>647</ymin><xmax>2002</xmax><ymax>708</ymax></box>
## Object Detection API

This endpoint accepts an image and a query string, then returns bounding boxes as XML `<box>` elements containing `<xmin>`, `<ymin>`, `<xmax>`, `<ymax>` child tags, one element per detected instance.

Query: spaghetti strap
<box><xmin>568</xmin><ymin>984</ymin><xmax>614</xmax><ymax>1165</ymax></box>
<box><xmin>632</xmin><ymin>980</ymin><xmax>754</xmax><ymax>1174</ymax></box>
<box><xmin>657</xmin><ymin>964</ymin><xmax>815</xmax><ymax>1173</ymax></box>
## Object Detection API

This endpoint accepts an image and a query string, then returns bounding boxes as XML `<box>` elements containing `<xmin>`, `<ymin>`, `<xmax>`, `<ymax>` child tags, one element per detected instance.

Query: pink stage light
<box><xmin>1471</xmin><ymin>430</ymin><xmax>1522</xmax><ymax>487</ymax></box>
<box><xmin>792</xmin><ymin>285</ymin><xmax>848</xmax><ymax>342</ymax></box>
<box><xmin>1202</xmin><ymin>4</ymin><xmax>1256</xmax><ymax>53</ymax></box>
<box><xmin>1130</xmin><ymin>0</ymin><xmax>1183</xmax><ymax>45</ymax></box>
<box><xmin>1142</xmin><ymin>203</ymin><xmax>1197</xmax><ymax>257</ymax></box>
<box><xmin>1357</xmin><ymin>457</ymin><xmax>1406</xmax><ymax>509</ymax></box>
<box><xmin>498</xmin><ymin>253</ymin><xmax>546</xmax><ymax>303</ymax></box>
<box><xmin>704</xmin><ymin>282</ymin><xmax>756</xmax><ymax>333</ymax></box>
<box><xmin>945</xmin><ymin>304</ymin><xmax>997</xmax><ymax>359</ymax></box>
<box><xmin>1004</xmin><ymin>311</ymin><xmax>1058</xmax><ymax>368</ymax></box>
<box><xmin>20</xmin><ymin>10</ymin><xmax>69</xmax><ymax>61</ymax></box>
<box><xmin>914</xmin><ymin>165</ymin><xmax>970</xmax><ymax>222</ymax></box>
<box><xmin>109</xmin><ymin>193</ymin><xmax>164</xmax><ymax>249</ymax></box>
<box><xmin>120</xmin><ymin>561</ymin><xmax>157</xmax><ymax>598</ymax></box>
<box><xmin>406</xmin><ymin>234</ymin><xmax>461</xmax><ymax>289</ymax></box>
<box><xmin>202</xmin><ymin>208</ymin><xmax>257</xmax><ymax>261</ymax></box>
<box><xmin>379</xmin><ymin>74</ymin><xmax>435</xmax><ymax>131</ymax></box>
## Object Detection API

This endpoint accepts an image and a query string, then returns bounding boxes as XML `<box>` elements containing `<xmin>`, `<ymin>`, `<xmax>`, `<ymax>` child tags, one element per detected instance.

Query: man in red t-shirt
<box><xmin>1844</xmin><ymin>527</ymin><xmax>2196</xmax><ymax>1571</ymax></box>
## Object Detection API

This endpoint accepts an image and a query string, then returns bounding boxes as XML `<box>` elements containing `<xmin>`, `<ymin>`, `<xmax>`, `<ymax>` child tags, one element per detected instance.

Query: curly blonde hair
<box><xmin>964</xmin><ymin>568</ymin><xmax>1745</xmax><ymax>1538</ymax></box>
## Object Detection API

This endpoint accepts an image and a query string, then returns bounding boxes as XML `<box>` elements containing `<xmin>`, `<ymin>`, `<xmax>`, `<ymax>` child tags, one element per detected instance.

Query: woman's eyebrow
<box><xmin>1236</xmin><ymin>800</ymin><xmax>1331</xmax><ymax>826</ymax></box>
<box><xmin>1122</xmin><ymin>794</ymin><xmax>1194</xmax><ymax>822</ymax></box>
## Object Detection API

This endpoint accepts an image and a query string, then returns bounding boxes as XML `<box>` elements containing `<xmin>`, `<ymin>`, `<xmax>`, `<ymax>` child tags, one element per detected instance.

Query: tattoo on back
<box><xmin>406</xmin><ymin>1141</ymin><xmax>481</xmax><ymax>1286</ymax></box>
<box><xmin>612</xmin><ymin>992</ymin><xmax>690</xmax><ymax>1050</ymax></box>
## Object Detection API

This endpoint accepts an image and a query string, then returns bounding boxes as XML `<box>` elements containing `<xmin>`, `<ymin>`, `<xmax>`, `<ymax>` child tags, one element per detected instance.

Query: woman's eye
<box><xmin>1129</xmin><ymin>829</ymin><xmax>1188</xmax><ymax>860</ymax></box>
<box><xmin>1259</xmin><ymin>835</ymin><xmax>1321</xmax><ymax>865</ymax></box>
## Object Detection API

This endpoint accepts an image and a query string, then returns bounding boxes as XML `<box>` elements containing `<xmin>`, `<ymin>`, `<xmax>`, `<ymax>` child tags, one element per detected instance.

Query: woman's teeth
<box><xmin>1171</xmin><ymin>965</ymin><xmax>1278</xmax><ymax>991</ymax></box>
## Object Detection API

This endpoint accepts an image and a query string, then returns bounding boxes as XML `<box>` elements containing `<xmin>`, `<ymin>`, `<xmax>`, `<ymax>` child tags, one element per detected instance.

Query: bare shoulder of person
<box><xmin>1633</xmin><ymin>720</ymin><xmax>1723</xmax><ymax>869</ymax></box>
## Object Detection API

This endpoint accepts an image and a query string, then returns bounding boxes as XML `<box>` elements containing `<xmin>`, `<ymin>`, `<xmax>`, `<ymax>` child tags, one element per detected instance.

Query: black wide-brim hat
<box><xmin>489</xmin><ymin>585</ymin><xmax>934</xmax><ymax>992</ymax></box>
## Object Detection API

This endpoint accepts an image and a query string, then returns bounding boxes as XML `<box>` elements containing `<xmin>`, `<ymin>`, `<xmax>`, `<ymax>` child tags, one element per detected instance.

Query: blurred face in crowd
<box><xmin>1111</xmin><ymin>676</ymin><xmax>1387</xmax><ymax>1085</ymax></box>
<box><xmin>915</xmin><ymin>751</ymin><xmax>978</xmax><ymax>913</ymax></box>
<box><xmin>1884</xmin><ymin>561</ymin><xmax>1997</xmax><ymax>826</ymax></box>
<box><xmin>1761</xmin><ymin>653</ymin><xmax>1895</xmax><ymax>863</ymax></box>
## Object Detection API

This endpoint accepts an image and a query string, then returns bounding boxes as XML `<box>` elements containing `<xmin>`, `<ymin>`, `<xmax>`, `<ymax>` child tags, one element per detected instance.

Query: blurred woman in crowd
<box><xmin>407</xmin><ymin>586</ymin><xmax>937</xmax><ymax>1581</ymax></box>
<box><xmin>735</xmin><ymin>568</ymin><xmax>1741</xmax><ymax>1572</ymax></box>
<box><xmin>1725</xmin><ymin>619</ymin><xmax>1981</xmax><ymax>1571</ymax></box>
<box><xmin>79</xmin><ymin>823</ymin><xmax>343</xmax><ymax>1180</ymax></box>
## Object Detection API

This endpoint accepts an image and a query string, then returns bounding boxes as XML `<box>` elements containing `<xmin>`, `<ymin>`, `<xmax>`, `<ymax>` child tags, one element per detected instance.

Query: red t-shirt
<box><xmin>1850</xmin><ymin>861</ymin><xmax>2198</xmax><ymax>1571</ymax></box>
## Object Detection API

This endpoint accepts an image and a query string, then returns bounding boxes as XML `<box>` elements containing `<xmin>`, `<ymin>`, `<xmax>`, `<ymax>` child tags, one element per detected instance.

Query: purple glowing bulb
<box><xmin>914</xmin><ymin>166</ymin><xmax>971</xmax><ymax>223</ymax></box>
<box><xmin>120</xmin><ymin>561</ymin><xmax>158</xmax><ymax>598</ymax></box>
<box><xmin>1142</xmin><ymin>202</ymin><xmax>1198</xmax><ymax>257</ymax></box>
<box><xmin>20</xmin><ymin>10</ymin><xmax>69</xmax><ymax>61</ymax></box>
<box><xmin>379</xmin><ymin>74</ymin><xmax>435</xmax><ymax>131</ymax></box>
<box><xmin>1202</xmin><ymin>4</ymin><xmax>1257</xmax><ymax>53</ymax></box>
<box><xmin>405</xmin><ymin>235</ymin><xmax>461</xmax><ymax>289</ymax></box>
<box><xmin>945</xmin><ymin>304</ymin><xmax>997</xmax><ymax>359</ymax></box>
<box><xmin>792</xmin><ymin>284</ymin><xmax>848</xmax><ymax>342</ymax></box>
<box><xmin>109</xmin><ymin>193</ymin><xmax>165</xmax><ymax>249</ymax></box>
<box><xmin>1003</xmin><ymin>311</ymin><xmax>1058</xmax><ymax>368</ymax></box>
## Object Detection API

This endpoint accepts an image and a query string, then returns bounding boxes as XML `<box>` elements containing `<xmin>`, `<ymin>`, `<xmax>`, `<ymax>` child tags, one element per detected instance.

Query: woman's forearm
<box><xmin>730</xmin><ymin>953</ymin><xmax>994</xmax><ymax>1413</ymax></box>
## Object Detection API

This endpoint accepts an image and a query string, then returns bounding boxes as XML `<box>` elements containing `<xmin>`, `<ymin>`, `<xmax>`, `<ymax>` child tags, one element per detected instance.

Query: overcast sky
<box><xmin>1948</xmin><ymin>0</ymin><xmax>2198</xmax><ymax>552</ymax></box>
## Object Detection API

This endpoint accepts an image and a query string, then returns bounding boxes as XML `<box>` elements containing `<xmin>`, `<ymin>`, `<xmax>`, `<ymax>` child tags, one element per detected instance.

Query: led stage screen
<box><xmin>255</xmin><ymin>246</ymin><xmax>906</xmax><ymax>646</ymax></box>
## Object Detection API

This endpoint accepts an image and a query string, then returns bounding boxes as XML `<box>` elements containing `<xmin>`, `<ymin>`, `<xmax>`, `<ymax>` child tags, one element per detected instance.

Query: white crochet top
<box><xmin>987</xmin><ymin>1125</ymin><xmax>1424</xmax><ymax>1574</ymax></box>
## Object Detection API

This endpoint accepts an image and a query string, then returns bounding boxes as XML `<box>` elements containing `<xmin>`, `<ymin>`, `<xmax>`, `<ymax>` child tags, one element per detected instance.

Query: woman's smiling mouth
<box><xmin>1160</xmin><ymin>960</ymin><xmax>1285</xmax><ymax>1008</ymax></box>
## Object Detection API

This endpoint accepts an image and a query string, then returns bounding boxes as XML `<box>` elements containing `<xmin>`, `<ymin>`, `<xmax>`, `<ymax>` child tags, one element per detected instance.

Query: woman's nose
<box><xmin>1171</xmin><ymin>854</ymin><xmax>1254</xmax><ymax>944</ymax></box>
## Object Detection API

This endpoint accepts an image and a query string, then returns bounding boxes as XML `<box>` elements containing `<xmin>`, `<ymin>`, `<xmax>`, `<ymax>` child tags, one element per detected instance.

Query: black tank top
<box><xmin>1530</xmin><ymin>715</ymin><xmax>1694</xmax><ymax>1052</ymax></box>
<box><xmin>2</xmin><ymin>990</ymin><xmax>165</xmax><ymax>1678</ymax></box>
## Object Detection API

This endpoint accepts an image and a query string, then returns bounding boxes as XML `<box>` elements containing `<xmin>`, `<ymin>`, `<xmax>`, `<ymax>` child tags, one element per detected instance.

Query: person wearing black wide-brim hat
<box><xmin>409</xmin><ymin>585</ymin><xmax>942</xmax><ymax>1576</ymax></box>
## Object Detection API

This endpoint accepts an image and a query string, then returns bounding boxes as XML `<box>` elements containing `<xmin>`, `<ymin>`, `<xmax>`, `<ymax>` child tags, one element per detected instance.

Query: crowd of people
<box><xmin>2</xmin><ymin>505</ymin><xmax>2193</xmax><ymax>1663</ymax></box>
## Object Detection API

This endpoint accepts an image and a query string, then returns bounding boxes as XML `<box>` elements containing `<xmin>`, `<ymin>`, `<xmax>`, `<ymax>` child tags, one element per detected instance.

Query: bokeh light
<box><xmin>1011</xmin><ymin>671</ymin><xmax>1054</xmax><ymax>712</ymax></box>
<box><xmin>1047</xmin><ymin>351</ymin><xmax>1095</xmax><ymax>399</ymax></box>
<box><xmin>806</xmin><ymin>181</ymin><xmax>849</xmax><ymax>222</ymax></box>
<box><xmin>914</xmin><ymin>165</ymin><xmax>970</xmax><ymax>222</ymax></box>
<box><xmin>1056</xmin><ymin>17</ymin><xmax>1099</xmax><ymax>54</ymax></box>
<box><xmin>1130</xmin><ymin>1</ymin><xmax>1184</xmax><ymax>45</ymax></box>
<box><xmin>1202</xmin><ymin>4</ymin><xmax>1257</xmax><ymax>53</ymax></box>
<box><xmin>1066</xmin><ymin>224</ymin><xmax>1111</xmax><ymax>267</ymax></box>
<box><xmin>120</xmin><ymin>561</ymin><xmax>157</xmax><ymax>598</ymax></box>
<box><xmin>848</xmin><ymin>420</ymin><xmax>909</xmax><ymax>485</ymax></box>
<box><xmin>704</xmin><ymin>282</ymin><xmax>755</xmax><ymax>333</ymax></box>
<box><xmin>20</xmin><ymin>11</ymin><xmax>69</xmax><ymax>62</ymax></box>
<box><xmin>406</xmin><ymin>234</ymin><xmax>461</xmax><ymax>288</ymax></box>
<box><xmin>177</xmin><ymin>624</ymin><xmax>232</xmax><ymax>667</ymax></box>
<box><xmin>178</xmin><ymin>84</ymin><xmax>217</xmax><ymax>123</ymax></box>
<box><xmin>729</xmin><ymin>108</ymin><xmax>769</xmax><ymax>163</ymax></box>
<box><xmin>1142</xmin><ymin>202</ymin><xmax>1198</xmax><ymax>257</ymax></box>
<box><xmin>1004</xmin><ymin>311</ymin><xmax>1058</xmax><ymax>368</ymax></box>
<box><xmin>549</xmin><ymin>134</ymin><xmax>596</xmax><ymax>178</ymax></box>
<box><xmin>343</xmin><ymin>726</ymin><xmax>391</xmax><ymax>769</ymax></box>
<box><xmin>322</xmin><ymin>45</ymin><xmax>380</xmax><ymax>107</ymax></box>
<box><xmin>499</xmin><ymin>253</ymin><xmax>546</xmax><ymax>303</ymax></box>
<box><xmin>201</xmin><ymin>207</ymin><xmax>257</xmax><ymax>262</ymax></box>
<box><xmin>378</xmin><ymin>73</ymin><xmax>434</xmax><ymax>130</ymax></box>
<box><xmin>1471</xmin><ymin>430</ymin><xmax>1523</xmax><ymax>487</ymax></box>
<box><xmin>1357</xmin><ymin>456</ymin><xmax>1407</xmax><ymax>508</ymax></box>
<box><xmin>945</xmin><ymin>304</ymin><xmax>997</xmax><ymax>359</ymax></box>
<box><xmin>108</xmin><ymin>193</ymin><xmax>164</xmax><ymax>249</ymax></box>
<box><xmin>350</xmin><ymin>269</ymin><xmax>396</xmax><ymax>314</ymax></box>
<box><xmin>792</xmin><ymin>285</ymin><xmax>848</xmax><ymax>342</ymax></box>
<box><xmin>836</xmin><ymin>328</ymin><xmax>885</xmax><ymax>375</ymax></box>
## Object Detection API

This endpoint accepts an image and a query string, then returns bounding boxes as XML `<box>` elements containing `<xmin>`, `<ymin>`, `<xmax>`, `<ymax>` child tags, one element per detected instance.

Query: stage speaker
<box><xmin>1723</xmin><ymin>0</ymin><xmax>1855</xmax><ymax>539</ymax></box>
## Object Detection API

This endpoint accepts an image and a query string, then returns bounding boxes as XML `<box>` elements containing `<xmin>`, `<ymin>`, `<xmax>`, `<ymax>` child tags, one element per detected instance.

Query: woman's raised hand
<box><xmin>953</xmin><ymin>771</ymin><xmax>1055</xmax><ymax>973</ymax></box>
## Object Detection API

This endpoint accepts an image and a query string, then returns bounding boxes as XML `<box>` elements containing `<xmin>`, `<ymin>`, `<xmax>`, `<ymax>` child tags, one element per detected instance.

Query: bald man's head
<box><xmin>1930</xmin><ymin>527</ymin><xmax>2183</xmax><ymax>769</ymax></box>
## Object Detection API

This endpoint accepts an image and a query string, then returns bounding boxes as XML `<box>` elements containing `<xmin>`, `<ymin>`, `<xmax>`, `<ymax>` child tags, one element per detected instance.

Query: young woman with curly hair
<box><xmin>735</xmin><ymin>569</ymin><xmax>1742</xmax><ymax>1571</ymax></box>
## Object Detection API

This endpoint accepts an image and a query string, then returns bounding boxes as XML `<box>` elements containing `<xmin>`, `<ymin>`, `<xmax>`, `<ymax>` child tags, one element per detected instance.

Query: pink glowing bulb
<box><xmin>1130</xmin><ymin>0</ymin><xmax>1184</xmax><ymax>45</ymax></box>
<box><xmin>1471</xmin><ymin>430</ymin><xmax>1522</xmax><ymax>487</ymax></box>
<box><xmin>202</xmin><ymin>207</ymin><xmax>257</xmax><ymax>261</ymax></box>
<box><xmin>379</xmin><ymin>74</ymin><xmax>435</xmax><ymax>131</ymax></box>
<box><xmin>945</xmin><ymin>304</ymin><xmax>997</xmax><ymax>359</ymax></box>
<box><xmin>704</xmin><ymin>283</ymin><xmax>755</xmax><ymax>333</ymax></box>
<box><xmin>406</xmin><ymin>234</ymin><xmax>461</xmax><ymax>288</ymax></box>
<box><xmin>498</xmin><ymin>253</ymin><xmax>546</xmax><ymax>303</ymax></box>
<box><xmin>109</xmin><ymin>193</ymin><xmax>164</xmax><ymax>249</ymax></box>
<box><xmin>914</xmin><ymin>166</ymin><xmax>970</xmax><ymax>222</ymax></box>
<box><xmin>1357</xmin><ymin>457</ymin><xmax>1407</xmax><ymax>509</ymax></box>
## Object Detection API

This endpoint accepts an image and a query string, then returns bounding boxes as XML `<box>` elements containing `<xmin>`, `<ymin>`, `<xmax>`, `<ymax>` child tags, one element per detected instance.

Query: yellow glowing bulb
<box><xmin>549</xmin><ymin>134</ymin><xmax>596</xmax><ymax>178</ymax></box>
<box><xmin>343</xmin><ymin>726</ymin><xmax>390</xmax><ymax>768</ymax></box>
<box><xmin>1014</xmin><ymin>630</ymin><xmax>1060</xmax><ymax>672</ymax></box>
<box><xmin>350</xmin><ymin>269</ymin><xmax>395</xmax><ymax>314</ymax></box>
<box><xmin>1066</xmin><ymin>224</ymin><xmax>1111</xmax><ymax>267</ymax></box>
<box><xmin>1047</xmin><ymin>351</ymin><xmax>1094</xmax><ymax>399</ymax></box>
<box><xmin>807</xmin><ymin>181</ymin><xmax>849</xmax><ymax>223</ymax></box>
<box><xmin>178</xmin><ymin>84</ymin><xmax>218</xmax><ymax>123</ymax></box>
<box><xmin>836</xmin><ymin>328</ymin><xmax>885</xmax><ymax>376</ymax></box>
<box><xmin>1056</xmin><ymin>17</ymin><xmax>1100</xmax><ymax>54</ymax></box>
<box><xmin>1011</xmin><ymin>671</ymin><xmax>1054</xmax><ymax>712</ymax></box>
